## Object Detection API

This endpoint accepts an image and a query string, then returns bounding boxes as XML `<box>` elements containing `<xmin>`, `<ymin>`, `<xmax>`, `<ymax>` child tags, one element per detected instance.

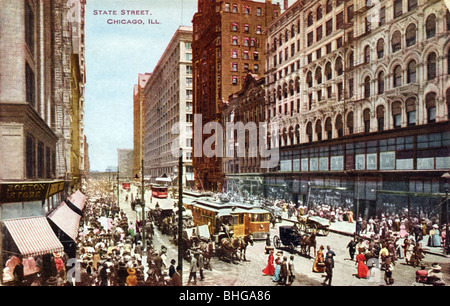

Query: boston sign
<box><xmin>0</xmin><ymin>180</ymin><xmax>66</xmax><ymax>203</ymax></box>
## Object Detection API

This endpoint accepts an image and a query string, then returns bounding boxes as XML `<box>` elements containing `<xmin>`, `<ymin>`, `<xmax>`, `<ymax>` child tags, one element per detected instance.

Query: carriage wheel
<box><xmin>273</xmin><ymin>235</ymin><xmax>281</xmax><ymax>249</ymax></box>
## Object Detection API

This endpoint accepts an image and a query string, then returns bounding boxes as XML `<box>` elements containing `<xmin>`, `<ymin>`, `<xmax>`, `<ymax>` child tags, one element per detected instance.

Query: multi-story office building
<box><xmin>259</xmin><ymin>0</ymin><xmax>450</xmax><ymax>219</ymax></box>
<box><xmin>0</xmin><ymin>1</ymin><xmax>87</xmax><ymax>282</ymax></box>
<box><xmin>0</xmin><ymin>0</ymin><xmax>86</xmax><ymax>205</ymax></box>
<box><xmin>133</xmin><ymin>73</ymin><xmax>151</xmax><ymax>178</ymax></box>
<box><xmin>192</xmin><ymin>0</ymin><xmax>281</xmax><ymax>191</ymax></box>
<box><xmin>51</xmin><ymin>0</ymin><xmax>87</xmax><ymax>189</ymax></box>
<box><xmin>143</xmin><ymin>26</ymin><xmax>194</xmax><ymax>186</ymax></box>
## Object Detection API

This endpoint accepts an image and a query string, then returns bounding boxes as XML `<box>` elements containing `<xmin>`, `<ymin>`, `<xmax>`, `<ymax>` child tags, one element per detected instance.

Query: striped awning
<box><xmin>3</xmin><ymin>217</ymin><xmax>64</xmax><ymax>257</ymax></box>
<box><xmin>66</xmin><ymin>190</ymin><xmax>86</xmax><ymax>211</ymax></box>
<box><xmin>47</xmin><ymin>202</ymin><xmax>81</xmax><ymax>242</ymax></box>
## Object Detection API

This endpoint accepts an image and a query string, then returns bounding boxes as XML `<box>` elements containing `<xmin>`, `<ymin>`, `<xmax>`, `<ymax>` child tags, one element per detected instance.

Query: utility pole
<box><xmin>117</xmin><ymin>167</ymin><xmax>120</xmax><ymax>207</ymax></box>
<box><xmin>177</xmin><ymin>148</ymin><xmax>184</xmax><ymax>285</ymax></box>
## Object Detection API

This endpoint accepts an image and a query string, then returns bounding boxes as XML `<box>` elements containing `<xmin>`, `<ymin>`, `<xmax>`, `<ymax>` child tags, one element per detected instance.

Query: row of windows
<box><xmin>231</xmin><ymin>23</ymin><xmax>262</xmax><ymax>34</ymax></box>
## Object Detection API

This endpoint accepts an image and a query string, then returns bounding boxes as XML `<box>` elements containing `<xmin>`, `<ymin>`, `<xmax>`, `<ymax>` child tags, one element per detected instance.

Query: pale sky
<box><xmin>84</xmin><ymin>0</ymin><xmax>198</xmax><ymax>171</ymax></box>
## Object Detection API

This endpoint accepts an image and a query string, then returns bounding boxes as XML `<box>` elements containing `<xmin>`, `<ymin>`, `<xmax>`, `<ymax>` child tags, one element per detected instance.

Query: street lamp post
<box><xmin>177</xmin><ymin>148</ymin><xmax>184</xmax><ymax>285</ymax></box>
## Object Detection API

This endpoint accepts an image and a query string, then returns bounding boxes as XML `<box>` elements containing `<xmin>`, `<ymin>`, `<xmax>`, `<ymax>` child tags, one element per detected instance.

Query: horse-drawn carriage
<box><xmin>273</xmin><ymin>224</ymin><xmax>316</xmax><ymax>258</ymax></box>
<box><xmin>297</xmin><ymin>215</ymin><xmax>330</xmax><ymax>236</ymax></box>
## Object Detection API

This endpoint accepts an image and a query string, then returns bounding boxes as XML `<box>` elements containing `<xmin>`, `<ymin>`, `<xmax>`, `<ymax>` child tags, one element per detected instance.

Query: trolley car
<box><xmin>183</xmin><ymin>197</ymin><xmax>270</xmax><ymax>240</ymax></box>
<box><xmin>151</xmin><ymin>184</ymin><xmax>168</xmax><ymax>198</ymax></box>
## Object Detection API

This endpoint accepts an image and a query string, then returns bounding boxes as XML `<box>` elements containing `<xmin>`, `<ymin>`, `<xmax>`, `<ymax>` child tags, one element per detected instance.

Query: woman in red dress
<box><xmin>262</xmin><ymin>249</ymin><xmax>275</xmax><ymax>276</ymax></box>
<box><xmin>356</xmin><ymin>252</ymin><xmax>370</xmax><ymax>278</ymax></box>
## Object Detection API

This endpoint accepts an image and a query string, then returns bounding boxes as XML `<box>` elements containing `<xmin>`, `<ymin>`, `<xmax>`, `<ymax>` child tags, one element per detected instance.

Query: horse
<box><xmin>236</xmin><ymin>234</ymin><xmax>254</xmax><ymax>261</ymax></box>
<box><xmin>218</xmin><ymin>237</ymin><xmax>239</xmax><ymax>264</ymax></box>
<box><xmin>300</xmin><ymin>231</ymin><xmax>317</xmax><ymax>258</ymax></box>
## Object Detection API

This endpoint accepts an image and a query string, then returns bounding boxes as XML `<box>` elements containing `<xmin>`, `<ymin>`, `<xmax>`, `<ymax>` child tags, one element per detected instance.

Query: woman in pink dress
<box><xmin>355</xmin><ymin>252</ymin><xmax>370</xmax><ymax>279</ymax></box>
<box><xmin>262</xmin><ymin>249</ymin><xmax>275</xmax><ymax>276</ymax></box>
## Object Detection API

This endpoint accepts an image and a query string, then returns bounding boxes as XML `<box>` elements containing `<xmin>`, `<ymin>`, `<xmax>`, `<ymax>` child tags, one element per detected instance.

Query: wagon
<box><xmin>272</xmin><ymin>225</ymin><xmax>303</xmax><ymax>253</ymax></box>
<box><xmin>297</xmin><ymin>215</ymin><xmax>330</xmax><ymax>236</ymax></box>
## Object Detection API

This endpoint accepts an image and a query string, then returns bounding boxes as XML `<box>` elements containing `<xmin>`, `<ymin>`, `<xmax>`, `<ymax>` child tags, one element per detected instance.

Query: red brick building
<box><xmin>192</xmin><ymin>0</ymin><xmax>280</xmax><ymax>191</ymax></box>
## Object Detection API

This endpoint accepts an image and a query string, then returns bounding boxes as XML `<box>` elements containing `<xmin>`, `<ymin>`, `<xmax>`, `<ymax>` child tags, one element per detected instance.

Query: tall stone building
<box><xmin>143</xmin><ymin>26</ymin><xmax>194</xmax><ymax>186</ymax></box>
<box><xmin>192</xmin><ymin>0</ymin><xmax>281</xmax><ymax>191</ymax></box>
<box><xmin>0</xmin><ymin>0</ymin><xmax>86</xmax><ymax>219</ymax></box>
<box><xmin>262</xmin><ymin>0</ymin><xmax>450</xmax><ymax>218</ymax></box>
<box><xmin>52</xmin><ymin>0</ymin><xmax>87</xmax><ymax>189</ymax></box>
<box><xmin>133</xmin><ymin>73</ymin><xmax>151</xmax><ymax>178</ymax></box>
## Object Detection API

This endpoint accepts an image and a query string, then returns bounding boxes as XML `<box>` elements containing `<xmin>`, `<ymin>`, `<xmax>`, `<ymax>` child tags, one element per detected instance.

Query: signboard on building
<box><xmin>0</xmin><ymin>181</ymin><xmax>66</xmax><ymax>203</ymax></box>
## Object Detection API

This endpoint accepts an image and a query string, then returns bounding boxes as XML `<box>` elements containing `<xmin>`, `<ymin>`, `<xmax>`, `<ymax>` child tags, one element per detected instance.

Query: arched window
<box><xmin>392</xmin><ymin>101</ymin><xmax>402</xmax><ymax>128</ymax></box>
<box><xmin>363</xmin><ymin>108</ymin><xmax>371</xmax><ymax>133</ymax></box>
<box><xmin>393</xmin><ymin>65</ymin><xmax>402</xmax><ymax>88</ymax></box>
<box><xmin>376</xmin><ymin>105</ymin><xmax>385</xmax><ymax>132</ymax></box>
<box><xmin>325</xmin><ymin>117</ymin><xmax>332</xmax><ymax>139</ymax></box>
<box><xmin>378</xmin><ymin>71</ymin><xmax>385</xmax><ymax>94</ymax></box>
<box><xmin>426</xmin><ymin>14</ymin><xmax>436</xmax><ymax>39</ymax></box>
<box><xmin>335</xmin><ymin>114</ymin><xmax>343</xmax><ymax>138</ymax></box>
<box><xmin>315</xmin><ymin>67</ymin><xmax>322</xmax><ymax>84</ymax></box>
<box><xmin>364</xmin><ymin>76</ymin><xmax>371</xmax><ymax>98</ymax></box>
<box><xmin>407</xmin><ymin>60</ymin><xmax>417</xmax><ymax>83</ymax></box>
<box><xmin>364</xmin><ymin>45</ymin><xmax>371</xmax><ymax>64</ymax></box>
<box><xmin>406</xmin><ymin>24</ymin><xmax>416</xmax><ymax>47</ymax></box>
<box><xmin>335</xmin><ymin>57</ymin><xmax>343</xmax><ymax>76</ymax></box>
<box><xmin>315</xmin><ymin>120</ymin><xmax>322</xmax><ymax>141</ymax></box>
<box><xmin>427</xmin><ymin>52</ymin><xmax>437</xmax><ymax>81</ymax></box>
<box><xmin>308</xmin><ymin>12</ymin><xmax>314</xmax><ymax>27</ymax></box>
<box><xmin>306</xmin><ymin>71</ymin><xmax>313</xmax><ymax>88</ymax></box>
<box><xmin>392</xmin><ymin>31</ymin><xmax>402</xmax><ymax>53</ymax></box>
<box><xmin>347</xmin><ymin>112</ymin><xmax>354</xmax><ymax>135</ymax></box>
<box><xmin>325</xmin><ymin>62</ymin><xmax>332</xmax><ymax>80</ymax></box>
<box><xmin>306</xmin><ymin>122</ymin><xmax>313</xmax><ymax>143</ymax></box>
<box><xmin>406</xmin><ymin>98</ymin><xmax>416</xmax><ymax>125</ymax></box>
<box><xmin>317</xmin><ymin>6</ymin><xmax>322</xmax><ymax>20</ymax></box>
<box><xmin>426</xmin><ymin>92</ymin><xmax>436</xmax><ymax>123</ymax></box>
<box><xmin>377</xmin><ymin>38</ymin><xmax>384</xmax><ymax>59</ymax></box>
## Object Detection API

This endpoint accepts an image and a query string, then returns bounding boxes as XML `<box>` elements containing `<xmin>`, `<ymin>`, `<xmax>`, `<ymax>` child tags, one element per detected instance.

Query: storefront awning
<box><xmin>3</xmin><ymin>217</ymin><xmax>64</xmax><ymax>257</ymax></box>
<box><xmin>66</xmin><ymin>190</ymin><xmax>87</xmax><ymax>211</ymax></box>
<box><xmin>47</xmin><ymin>202</ymin><xmax>81</xmax><ymax>242</ymax></box>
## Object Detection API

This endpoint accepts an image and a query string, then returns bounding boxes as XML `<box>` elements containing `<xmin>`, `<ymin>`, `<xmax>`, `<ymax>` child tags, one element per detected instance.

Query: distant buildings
<box><xmin>118</xmin><ymin>149</ymin><xmax>133</xmax><ymax>179</ymax></box>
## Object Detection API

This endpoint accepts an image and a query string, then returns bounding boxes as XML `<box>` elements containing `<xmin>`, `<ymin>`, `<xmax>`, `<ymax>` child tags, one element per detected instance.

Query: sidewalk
<box><xmin>279</xmin><ymin>213</ymin><xmax>448</xmax><ymax>258</ymax></box>
<box><xmin>328</xmin><ymin>220</ymin><xmax>448</xmax><ymax>258</ymax></box>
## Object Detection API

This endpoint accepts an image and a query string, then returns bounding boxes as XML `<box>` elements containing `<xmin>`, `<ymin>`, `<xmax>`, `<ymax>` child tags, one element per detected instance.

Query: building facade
<box><xmin>133</xmin><ymin>73</ymin><xmax>151</xmax><ymax>178</ymax></box>
<box><xmin>51</xmin><ymin>0</ymin><xmax>87</xmax><ymax>189</ymax></box>
<box><xmin>118</xmin><ymin>149</ymin><xmax>133</xmax><ymax>179</ymax></box>
<box><xmin>259</xmin><ymin>0</ymin><xmax>450</xmax><ymax>219</ymax></box>
<box><xmin>143</xmin><ymin>26</ymin><xmax>194</xmax><ymax>186</ymax></box>
<box><xmin>220</xmin><ymin>73</ymin><xmax>267</xmax><ymax>195</ymax></box>
<box><xmin>192</xmin><ymin>0</ymin><xmax>281</xmax><ymax>191</ymax></box>
<box><xmin>0</xmin><ymin>0</ymin><xmax>86</xmax><ymax>219</ymax></box>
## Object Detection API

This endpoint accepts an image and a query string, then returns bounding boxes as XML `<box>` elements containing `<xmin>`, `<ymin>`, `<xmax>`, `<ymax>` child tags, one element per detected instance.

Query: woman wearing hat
<box><xmin>272</xmin><ymin>251</ymin><xmax>283</xmax><ymax>282</ymax></box>
<box><xmin>427</xmin><ymin>224</ymin><xmax>441</xmax><ymax>247</ymax></box>
<box><xmin>427</xmin><ymin>263</ymin><xmax>445</xmax><ymax>286</ymax></box>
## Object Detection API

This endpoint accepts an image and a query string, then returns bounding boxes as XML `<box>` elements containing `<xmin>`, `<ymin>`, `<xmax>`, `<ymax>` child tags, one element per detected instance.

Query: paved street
<box><xmin>118</xmin><ymin>185</ymin><xmax>450</xmax><ymax>286</ymax></box>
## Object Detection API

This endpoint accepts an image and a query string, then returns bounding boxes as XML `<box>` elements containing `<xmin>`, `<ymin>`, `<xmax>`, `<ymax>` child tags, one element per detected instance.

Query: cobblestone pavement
<box><xmin>120</xmin><ymin>188</ymin><xmax>450</xmax><ymax>286</ymax></box>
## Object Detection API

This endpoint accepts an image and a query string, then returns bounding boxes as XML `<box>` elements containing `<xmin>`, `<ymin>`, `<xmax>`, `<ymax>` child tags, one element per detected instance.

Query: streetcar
<box><xmin>183</xmin><ymin>197</ymin><xmax>270</xmax><ymax>240</ymax></box>
<box><xmin>151</xmin><ymin>184</ymin><xmax>168</xmax><ymax>198</ymax></box>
